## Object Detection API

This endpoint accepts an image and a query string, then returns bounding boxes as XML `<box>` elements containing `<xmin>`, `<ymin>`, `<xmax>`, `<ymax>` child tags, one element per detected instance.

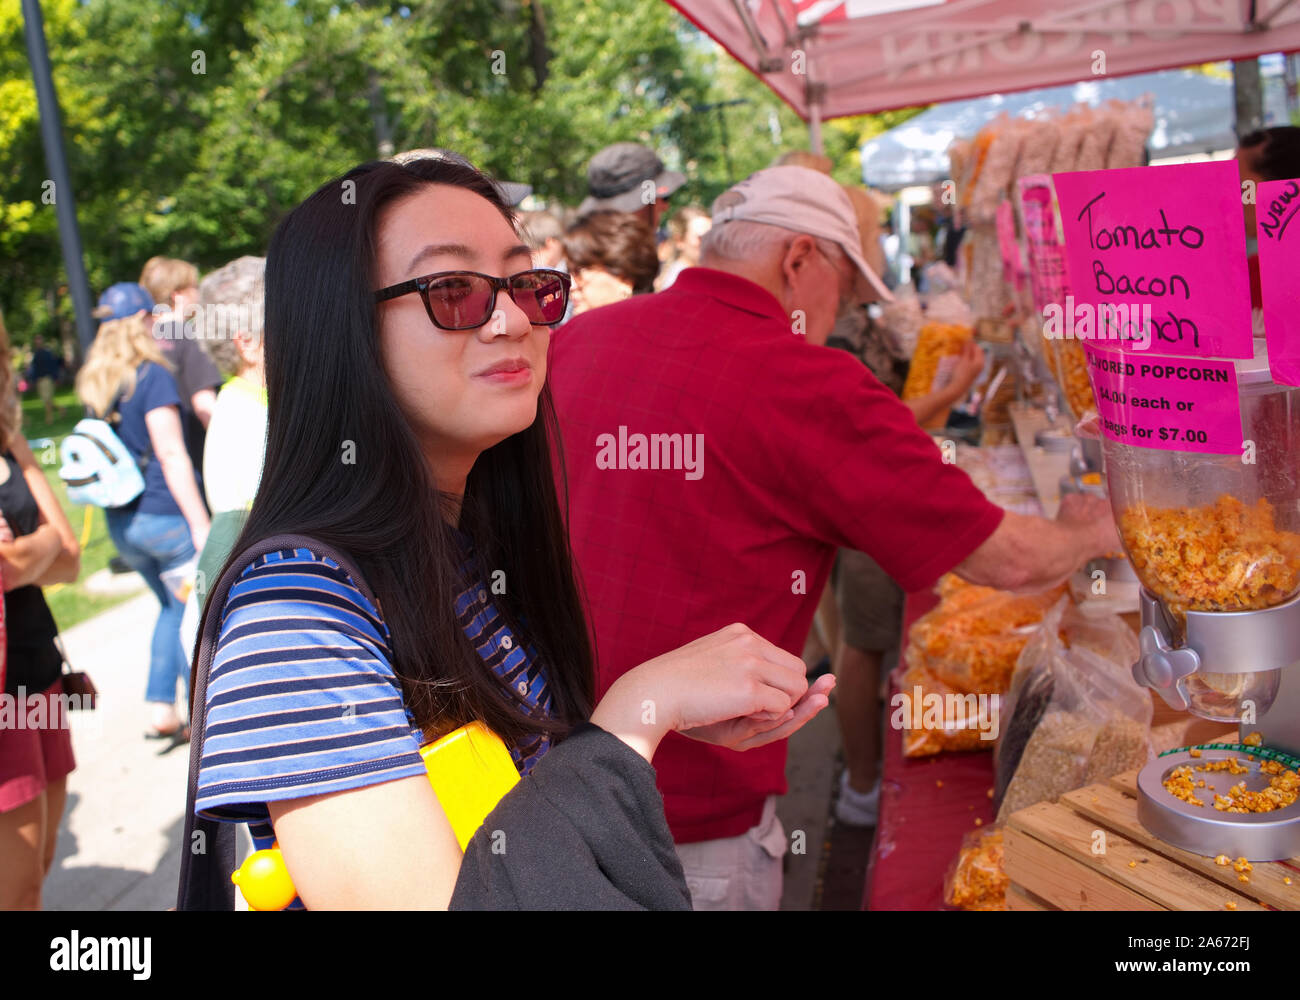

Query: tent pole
<box><xmin>809</xmin><ymin>103</ymin><xmax>824</xmax><ymax>155</ymax></box>
<box><xmin>22</xmin><ymin>0</ymin><xmax>96</xmax><ymax>354</ymax></box>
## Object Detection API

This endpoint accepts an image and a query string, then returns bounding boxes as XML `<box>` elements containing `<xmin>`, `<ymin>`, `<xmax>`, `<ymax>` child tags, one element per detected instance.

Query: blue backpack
<box><xmin>59</xmin><ymin>411</ymin><xmax>147</xmax><ymax>508</ymax></box>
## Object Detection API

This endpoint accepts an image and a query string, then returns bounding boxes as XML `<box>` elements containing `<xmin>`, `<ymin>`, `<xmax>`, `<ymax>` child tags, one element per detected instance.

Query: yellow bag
<box><xmin>230</xmin><ymin>721</ymin><xmax>519</xmax><ymax>910</ymax></box>
<box><xmin>419</xmin><ymin>720</ymin><xmax>521</xmax><ymax>850</ymax></box>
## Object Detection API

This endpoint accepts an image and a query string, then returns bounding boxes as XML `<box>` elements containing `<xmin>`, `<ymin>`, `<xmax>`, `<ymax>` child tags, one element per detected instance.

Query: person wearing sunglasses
<box><xmin>190</xmin><ymin>155</ymin><xmax>833</xmax><ymax>909</ymax></box>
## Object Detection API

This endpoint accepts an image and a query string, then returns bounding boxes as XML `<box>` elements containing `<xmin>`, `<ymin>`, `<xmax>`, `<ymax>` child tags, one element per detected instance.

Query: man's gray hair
<box><xmin>197</xmin><ymin>256</ymin><xmax>265</xmax><ymax>377</ymax></box>
<box><xmin>700</xmin><ymin>219</ymin><xmax>847</xmax><ymax>272</ymax></box>
<box><xmin>699</xmin><ymin>219</ymin><xmax>790</xmax><ymax>262</ymax></box>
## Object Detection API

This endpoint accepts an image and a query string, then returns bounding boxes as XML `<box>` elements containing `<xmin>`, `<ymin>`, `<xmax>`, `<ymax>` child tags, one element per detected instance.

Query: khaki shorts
<box><xmin>834</xmin><ymin>548</ymin><xmax>904</xmax><ymax>653</ymax></box>
<box><xmin>36</xmin><ymin>376</ymin><xmax>55</xmax><ymax>407</ymax></box>
<box><xmin>674</xmin><ymin>796</ymin><xmax>786</xmax><ymax>911</ymax></box>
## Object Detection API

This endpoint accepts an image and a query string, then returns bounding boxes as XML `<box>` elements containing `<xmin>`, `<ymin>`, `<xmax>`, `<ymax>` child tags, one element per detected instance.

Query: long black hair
<box><xmin>222</xmin><ymin>156</ymin><xmax>595</xmax><ymax>745</ymax></box>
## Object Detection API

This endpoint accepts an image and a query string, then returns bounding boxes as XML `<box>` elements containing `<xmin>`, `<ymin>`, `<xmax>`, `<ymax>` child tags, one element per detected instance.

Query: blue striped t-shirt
<box><xmin>194</xmin><ymin>544</ymin><xmax>555</xmax><ymax>897</ymax></box>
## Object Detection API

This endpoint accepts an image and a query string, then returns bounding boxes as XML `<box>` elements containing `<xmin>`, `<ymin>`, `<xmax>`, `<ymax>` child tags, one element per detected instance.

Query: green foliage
<box><xmin>0</xmin><ymin>0</ymin><xmax>917</xmax><ymax>344</ymax></box>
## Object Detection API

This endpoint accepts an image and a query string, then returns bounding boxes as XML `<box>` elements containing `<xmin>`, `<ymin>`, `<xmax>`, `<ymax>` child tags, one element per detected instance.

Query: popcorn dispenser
<box><xmin>1104</xmin><ymin>342</ymin><xmax>1300</xmax><ymax>859</ymax></box>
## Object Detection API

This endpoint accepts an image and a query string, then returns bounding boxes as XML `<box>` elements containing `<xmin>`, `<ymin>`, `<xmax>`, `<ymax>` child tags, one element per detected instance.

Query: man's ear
<box><xmin>781</xmin><ymin>234</ymin><xmax>817</xmax><ymax>284</ymax></box>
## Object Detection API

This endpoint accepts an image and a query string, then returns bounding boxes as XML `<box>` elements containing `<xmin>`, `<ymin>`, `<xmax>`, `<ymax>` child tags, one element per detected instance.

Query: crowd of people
<box><xmin>6</xmin><ymin>124</ymin><xmax>1295</xmax><ymax>911</ymax></box>
<box><xmin>0</xmin><ymin>252</ymin><xmax>268</xmax><ymax>908</ymax></box>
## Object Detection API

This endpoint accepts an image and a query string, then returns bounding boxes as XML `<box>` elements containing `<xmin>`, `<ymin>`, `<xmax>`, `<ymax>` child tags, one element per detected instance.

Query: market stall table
<box><xmin>1003</xmin><ymin>765</ymin><xmax>1300</xmax><ymax>910</ymax></box>
<box><xmin>863</xmin><ymin>590</ymin><xmax>1235</xmax><ymax>910</ymax></box>
<box><xmin>861</xmin><ymin>435</ymin><xmax>1047</xmax><ymax>909</ymax></box>
<box><xmin>863</xmin><ymin>588</ymin><xmax>987</xmax><ymax>910</ymax></box>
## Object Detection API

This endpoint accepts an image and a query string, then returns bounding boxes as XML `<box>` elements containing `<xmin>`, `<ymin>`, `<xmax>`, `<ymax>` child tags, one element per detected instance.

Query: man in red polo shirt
<box><xmin>547</xmin><ymin>165</ymin><xmax>1119</xmax><ymax>910</ymax></box>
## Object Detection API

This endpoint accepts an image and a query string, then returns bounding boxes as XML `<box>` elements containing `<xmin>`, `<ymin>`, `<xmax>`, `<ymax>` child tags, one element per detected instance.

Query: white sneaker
<box><xmin>835</xmin><ymin>770</ymin><xmax>880</xmax><ymax>827</ymax></box>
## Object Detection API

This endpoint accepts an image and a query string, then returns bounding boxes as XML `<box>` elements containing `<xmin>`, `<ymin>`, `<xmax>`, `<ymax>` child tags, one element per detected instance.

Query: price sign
<box><xmin>995</xmin><ymin>199</ymin><xmax>1025</xmax><ymax>294</ymax></box>
<box><xmin>1054</xmin><ymin>160</ymin><xmax>1254</xmax><ymax>360</ymax></box>
<box><xmin>1083</xmin><ymin>342</ymin><xmax>1242</xmax><ymax>454</ymax></box>
<box><xmin>1018</xmin><ymin>175</ymin><xmax>1071</xmax><ymax>315</ymax></box>
<box><xmin>1255</xmin><ymin>177</ymin><xmax>1300</xmax><ymax>387</ymax></box>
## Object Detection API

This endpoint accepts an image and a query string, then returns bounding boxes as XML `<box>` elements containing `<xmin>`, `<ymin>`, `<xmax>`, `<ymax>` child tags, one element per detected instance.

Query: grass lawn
<box><xmin>19</xmin><ymin>385</ymin><xmax>147</xmax><ymax>630</ymax></box>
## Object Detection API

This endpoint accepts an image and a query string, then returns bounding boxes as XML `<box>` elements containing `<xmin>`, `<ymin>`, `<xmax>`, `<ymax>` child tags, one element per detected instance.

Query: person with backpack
<box><xmin>185</xmin><ymin>155</ymin><xmax>833</xmax><ymax>910</ymax></box>
<box><xmin>77</xmin><ymin>284</ymin><xmax>209</xmax><ymax>744</ymax></box>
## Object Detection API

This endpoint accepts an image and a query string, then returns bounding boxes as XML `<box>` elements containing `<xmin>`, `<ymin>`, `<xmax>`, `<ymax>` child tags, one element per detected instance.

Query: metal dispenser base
<box><xmin>1137</xmin><ymin>747</ymin><xmax>1300</xmax><ymax>862</ymax></box>
<box><xmin>1132</xmin><ymin>589</ymin><xmax>1300</xmax><ymax>862</ymax></box>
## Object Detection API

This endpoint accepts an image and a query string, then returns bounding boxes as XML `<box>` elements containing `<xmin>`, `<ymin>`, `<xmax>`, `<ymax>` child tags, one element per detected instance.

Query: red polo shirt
<box><xmin>547</xmin><ymin>267</ymin><xmax>1004</xmax><ymax>844</ymax></box>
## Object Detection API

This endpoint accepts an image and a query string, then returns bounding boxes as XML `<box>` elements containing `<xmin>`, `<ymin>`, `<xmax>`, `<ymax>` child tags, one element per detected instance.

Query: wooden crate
<box><xmin>1004</xmin><ymin>768</ymin><xmax>1300</xmax><ymax>910</ymax></box>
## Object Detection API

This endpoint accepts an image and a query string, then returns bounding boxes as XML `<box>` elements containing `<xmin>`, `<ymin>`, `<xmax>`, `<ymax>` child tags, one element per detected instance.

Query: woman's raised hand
<box><xmin>590</xmin><ymin>623</ymin><xmax>835</xmax><ymax>763</ymax></box>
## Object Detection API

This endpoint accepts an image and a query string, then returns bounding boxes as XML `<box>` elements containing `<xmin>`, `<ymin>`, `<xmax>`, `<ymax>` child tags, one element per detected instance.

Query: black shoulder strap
<box><xmin>176</xmin><ymin>533</ymin><xmax>378</xmax><ymax>911</ymax></box>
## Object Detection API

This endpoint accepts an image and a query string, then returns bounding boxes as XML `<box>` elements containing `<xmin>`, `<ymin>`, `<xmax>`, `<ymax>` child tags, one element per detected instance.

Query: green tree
<box><xmin>0</xmin><ymin>0</ymin><xmax>921</xmax><ymax>347</ymax></box>
<box><xmin>1</xmin><ymin>0</ymin><xmax>85</xmax><ymax>344</ymax></box>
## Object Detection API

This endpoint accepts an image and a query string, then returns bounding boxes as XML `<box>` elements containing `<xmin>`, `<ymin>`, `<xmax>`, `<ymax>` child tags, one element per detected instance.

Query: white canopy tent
<box><xmin>858</xmin><ymin>66</ymin><xmax>1293</xmax><ymax>190</ymax></box>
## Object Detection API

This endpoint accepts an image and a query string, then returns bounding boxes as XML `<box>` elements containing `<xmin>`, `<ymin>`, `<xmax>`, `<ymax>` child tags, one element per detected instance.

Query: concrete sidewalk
<box><xmin>43</xmin><ymin>590</ymin><xmax>224</xmax><ymax>911</ymax></box>
<box><xmin>41</xmin><ymin>591</ymin><xmax>845</xmax><ymax>911</ymax></box>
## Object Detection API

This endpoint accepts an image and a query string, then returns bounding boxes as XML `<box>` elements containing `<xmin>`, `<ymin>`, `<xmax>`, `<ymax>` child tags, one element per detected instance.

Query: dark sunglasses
<box><xmin>374</xmin><ymin>268</ymin><xmax>571</xmax><ymax>331</ymax></box>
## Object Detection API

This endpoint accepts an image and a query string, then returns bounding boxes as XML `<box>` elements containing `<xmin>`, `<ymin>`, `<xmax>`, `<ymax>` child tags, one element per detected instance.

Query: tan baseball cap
<box><xmin>710</xmin><ymin>166</ymin><xmax>893</xmax><ymax>304</ymax></box>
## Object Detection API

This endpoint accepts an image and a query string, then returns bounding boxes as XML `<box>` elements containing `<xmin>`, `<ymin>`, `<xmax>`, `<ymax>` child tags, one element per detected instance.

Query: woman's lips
<box><xmin>474</xmin><ymin>358</ymin><xmax>533</xmax><ymax>384</ymax></box>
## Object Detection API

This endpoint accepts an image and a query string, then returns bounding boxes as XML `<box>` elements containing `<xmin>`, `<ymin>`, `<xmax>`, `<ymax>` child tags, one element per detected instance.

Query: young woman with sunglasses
<box><xmin>192</xmin><ymin>156</ymin><xmax>833</xmax><ymax>909</ymax></box>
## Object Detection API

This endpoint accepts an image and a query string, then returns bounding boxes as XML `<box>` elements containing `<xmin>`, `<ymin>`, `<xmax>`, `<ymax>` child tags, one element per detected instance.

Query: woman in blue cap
<box><xmin>79</xmin><ymin>283</ymin><xmax>210</xmax><ymax>743</ymax></box>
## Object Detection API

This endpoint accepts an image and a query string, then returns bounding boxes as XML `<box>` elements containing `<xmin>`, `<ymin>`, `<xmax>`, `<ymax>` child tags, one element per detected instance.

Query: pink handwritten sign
<box><xmin>995</xmin><ymin>199</ymin><xmax>1024</xmax><ymax>293</ymax></box>
<box><xmin>1053</xmin><ymin>160</ymin><xmax>1254</xmax><ymax>360</ymax></box>
<box><xmin>1018</xmin><ymin>175</ymin><xmax>1071</xmax><ymax>315</ymax></box>
<box><xmin>1255</xmin><ymin>177</ymin><xmax>1300</xmax><ymax>387</ymax></box>
<box><xmin>1083</xmin><ymin>343</ymin><xmax>1242</xmax><ymax>454</ymax></box>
